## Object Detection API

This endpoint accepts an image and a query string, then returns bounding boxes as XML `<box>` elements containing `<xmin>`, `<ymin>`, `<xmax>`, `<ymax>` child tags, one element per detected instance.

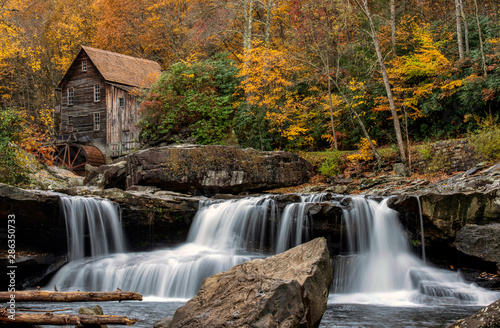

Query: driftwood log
<box><xmin>0</xmin><ymin>290</ymin><xmax>143</xmax><ymax>302</ymax></box>
<box><xmin>0</xmin><ymin>308</ymin><xmax>138</xmax><ymax>326</ymax></box>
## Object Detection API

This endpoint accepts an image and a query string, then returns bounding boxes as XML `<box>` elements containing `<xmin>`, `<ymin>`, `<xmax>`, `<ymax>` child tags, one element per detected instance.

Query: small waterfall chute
<box><xmin>60</xmin><ymin>196</ymin><xmax>126</xmax><ymax>261</ymax></box>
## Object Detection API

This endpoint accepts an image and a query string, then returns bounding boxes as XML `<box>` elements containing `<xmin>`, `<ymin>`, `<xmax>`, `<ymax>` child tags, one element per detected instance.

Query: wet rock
<box><xmin>169</xmin><ymin>238</ymin><xmax>332</xmax><ymax>328</ymax></box>
<box><xmin>154</xmin><ymin>317</ymin><xmax>173</xmax><ymax>328</ymax></box>
<box><xmin>0</xmin><ymin>183</ymin><xmax>64</xmax><ymax>257</ymax></box>
<box><xmin>83</xmin><ymin>145</ymin><xmax>312</xmax><ymax>195</ymax></box>
<box><xmin>393</xmin><ymin>163</ymin><xmax>410</xmax><ymax>176</ymax></box>
<box><xmin>446</xmin><ymin>299</ymin><xmax>500</xmax><ymax>328</ymax></box>
<box><xmin>84</xmin><ymin>160</ymin><xmax>127</xmax><ymax>189</ymax></box>
<box><xmin>454</xmin><ymin>224</ymin><xmax>500</xmax><ymax>265</ymax></box>
<box><xmin>78</xmin><ymin>305</ymin><xmax>106</xmax><ymax>328</ymax></box>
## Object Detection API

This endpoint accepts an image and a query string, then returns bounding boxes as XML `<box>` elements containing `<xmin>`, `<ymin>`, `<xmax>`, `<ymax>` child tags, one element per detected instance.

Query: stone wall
<box><xmin>413</xmin><ymin>138</ymin><xmax>477</xmax><ymax>173</ymax></box>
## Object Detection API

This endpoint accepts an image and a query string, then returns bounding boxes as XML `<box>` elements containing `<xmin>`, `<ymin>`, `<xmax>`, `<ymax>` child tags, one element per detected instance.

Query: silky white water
<box><xmin>51</xmin><ymin>194</ymin><xmax>499</xmax><ymax>306</ymax></box>
<box><xmin>331</xmin><ymin>197</ymin><xmax>499</xmax><ymax>306</ymax></box>
<box><xmin>51</xmin><ymin>196</ymin><xmax>281</xmax><ymax>298</ymax></box>
<box><xmin>60</xmin><ymin>196</ymin><xmax>126</xmax><ymax>261</ymax></box>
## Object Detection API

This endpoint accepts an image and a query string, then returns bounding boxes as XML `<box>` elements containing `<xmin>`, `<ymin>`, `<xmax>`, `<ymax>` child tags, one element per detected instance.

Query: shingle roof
<box><xmin>58</xmin><ymin>46</ymin><xmax>162</xmax><ymax>89</ymax></box>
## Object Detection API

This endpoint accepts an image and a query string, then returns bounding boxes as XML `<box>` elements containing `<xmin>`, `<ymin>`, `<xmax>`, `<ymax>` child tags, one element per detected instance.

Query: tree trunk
<box><xmin>459</xmin><ymin>0</ymin><xmax>470</xmax><ymax>54</ymax></box>
<box><xmin>262</xmin><ymin>0</ymin><xmax>273</xmax><ymax>46</ymax></box>
<box><xmin>455</xmin><ymin>0</ymin><xmax>465</xmax><ymax>59</ymax></box>
<box><xmin>474</xmin><ymin>0</ymin><xmax>487</xmax><ymax>77</ymax></box>
<box><xmin>390</xmin><ymin>0</ymin><xmax>397</xmax><ymax>55</ymax></box>
<box><xmin>243</xmin><ymin>0</ymin><xmax>254</xmax><ymax>52</ymax></box>
<box><xmin>359</xmin><ymin>0</ymin><xmax>407</xmax><ymax>165</ymax></box>
<box><xmin>326</xmin><ymin>56</ymin><xmax>338</xmax><ymax>150</ymax></box>
<box><xmin>0</xmin><ymin>290</ymin><xmax>143</xmax><ymax>302</ymax></box>
<box><xmin>0</xmin><ymin>310</ymin><xmax>138</xmax><ymax>326</ymax></box>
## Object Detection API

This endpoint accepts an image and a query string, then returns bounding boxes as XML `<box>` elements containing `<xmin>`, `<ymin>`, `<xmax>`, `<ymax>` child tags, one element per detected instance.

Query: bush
<box><xmin>318</xmin><ymin>150</ymin><xmax>345</xmax><ymax>177</ymax></box>
<box><xmin>469</xmin><ymin>119</ymin><xmax>500</xmax><ymax>161</ymax></box>
<box><xmin>0</xmin><ymin>109</ymin><xmax>31</xmax><ymax>185</ymax></box>
<box><xmin>346</xmin><ymin>138</ymin><xmax>377</xmax><ymax>162</ymax></box>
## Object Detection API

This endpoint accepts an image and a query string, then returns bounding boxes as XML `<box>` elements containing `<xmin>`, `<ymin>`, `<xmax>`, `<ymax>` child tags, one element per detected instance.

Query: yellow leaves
<box><xmin>346</xmin><ymin>138</ymin><xmax>377</xmax><ymax>162</ymax></box>
<box><xmin>440</xmin><ymin>79</ymin><xmax>463</xmax><ymax>91</ymax></box>
<box><xmin>439</xmin><ymin>79</ymin><xmax>463</xmax><ymax>99</ymax></box>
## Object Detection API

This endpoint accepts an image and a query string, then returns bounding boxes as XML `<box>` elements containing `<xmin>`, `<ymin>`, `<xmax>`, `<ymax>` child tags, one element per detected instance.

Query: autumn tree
<box><xmin>138</xmin><ymin>54</ymin><xmax>241</xmax><ymax>146</ymax></box>
<box><xmin>237</xmin><ymin>43</ymin><xmax>320</xmax><ymax>150</ymax></box>
<box><xmin>354</xmin><ymin>0</ymin><xmax>408</xmax><ymax>165</ymax></box>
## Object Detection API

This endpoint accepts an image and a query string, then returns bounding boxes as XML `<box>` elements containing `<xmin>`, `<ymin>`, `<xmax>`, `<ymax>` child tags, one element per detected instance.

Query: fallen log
<box><xmin>0</xmin><ymin>309</ymin><xmax>138</xmax><ymax>326</ymax></box>
<box><xmin>0</xmin><ymin>290</ymin><xmax>142</xmax><ymax>302</ymax></box>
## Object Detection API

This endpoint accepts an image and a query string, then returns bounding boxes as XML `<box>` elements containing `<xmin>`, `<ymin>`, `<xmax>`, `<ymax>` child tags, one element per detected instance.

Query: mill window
<box><xmin>67</xmin><ymin>88</ymin><xmax>74</xmax><ymax>105</ymax></box>
<box><xmin>82</xmin><ymin>60</ymin><xmax>87</xmax><ymax>72</ymax></box>
<box><xmin>93</xmin><ymin>112</ymin><xmax>101</xmax><ymax>131</ymax></box>
<box><xmin>94</xmin><ymin>84</ymin><xmax>100</xmax><ymax>102</ymax></box>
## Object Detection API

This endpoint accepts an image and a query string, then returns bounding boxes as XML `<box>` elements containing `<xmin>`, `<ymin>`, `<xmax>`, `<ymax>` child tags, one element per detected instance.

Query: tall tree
<box><xmin>473</xmin><ymin>0</ymin><xmax>487</xmax><ymax>77</ymax></box>
<box><xmin>455</xmin><ymin>0</ymin><xmax>465</xmax><ymax>59</ymax></box>
<box><xmin>355</xmin><ymin>0</ymin><xmax>407</xmax><ymax>165</ymax></box>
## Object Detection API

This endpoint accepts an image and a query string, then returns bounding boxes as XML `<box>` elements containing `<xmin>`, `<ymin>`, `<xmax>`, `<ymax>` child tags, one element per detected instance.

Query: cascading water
<box><xmin>275</xmin><ymin>194</ymin><xmax>325</xmax><ymax>253</ymax></box>
<box><xmin>60</xmin><ymin>196</ymin><xmax>126</xmax><ymax>260</ymax></box>
<box><xmin>50</xmin><ymin>196</ymin><xmax>280</xmax><ymax>298</ymax></box>
<box><xmin>51</xmin><ymin>193</ymin><xmax>499</xmax><ymax>307</ymax></box>
<box><xmin>331</xmin><ymin>197</ymin><xmax>499</xmax><ymax>306</ymax></box>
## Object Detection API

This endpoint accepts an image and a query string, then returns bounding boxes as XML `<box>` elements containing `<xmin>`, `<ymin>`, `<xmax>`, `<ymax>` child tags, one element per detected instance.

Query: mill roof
<box><xmin>58</xmin><ymin>46</ymin><xmax>162</xmax><ymax>89</ymax></box>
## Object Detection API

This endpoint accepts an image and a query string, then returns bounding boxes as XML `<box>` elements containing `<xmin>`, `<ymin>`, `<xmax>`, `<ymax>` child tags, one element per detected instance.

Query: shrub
<box><xmin>318</xmin><ymin>150</ymin><xmax>345</xmax><ymax>177</ymax></box>
<box><xmin>346</xmin><ymin>138</ymin><xmax>377</xmax><ymax>162</ymax></box>
<box><xmin>469</xmin><ymin>118</ymin><xmax>500</xmax><ymax>161</ymax></box>
<box><xmin>0</xmin><ymin>109</ymin><xmax>31</xmax><ymax>185</ymax></box>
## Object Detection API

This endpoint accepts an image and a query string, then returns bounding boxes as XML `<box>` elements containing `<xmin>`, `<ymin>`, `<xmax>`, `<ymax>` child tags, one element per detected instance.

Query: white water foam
<box><xmin>331</xmin><ymin>197</ymin><xmax>500</xmax><ymax>306</ymax></box>
<box><xmin>51</xmin><ymin>196</ymin><xmax>278</xmax><ymax>298</ymax></box>
<box><xmin>52</xmin><ymin>194</ymin><xmax>499</xmax><ymax>305</ymax></box>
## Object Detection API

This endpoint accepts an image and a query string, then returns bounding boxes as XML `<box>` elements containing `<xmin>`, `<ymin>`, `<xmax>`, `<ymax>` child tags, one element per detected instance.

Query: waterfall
<box><xmin>60</xmin><ymin>196</ymin><xmax>126</xmax><ymax>261</ymax></box>
<box><xmin>51</xmin><ymin>193</ymin><xmax>499</xmax><ymax>305</ymax></box>
<box><xmin>416</xmin><ymin>195</ymin><xmax>427</xmax><ymax>262</ymax></box>
<box><xmin>331</xmin><ymin>197</ymin><xmax>499</xmax><ymax>306</ymax></box>
<box><xmin>275</xmin><ymin>194</ymin><xmax>325</xmax><ymax>253</ymax></box>
<box><xmin>50</xmin><ymin>196</ymin><xmax>281</xmax><ymax>298</ymax></box>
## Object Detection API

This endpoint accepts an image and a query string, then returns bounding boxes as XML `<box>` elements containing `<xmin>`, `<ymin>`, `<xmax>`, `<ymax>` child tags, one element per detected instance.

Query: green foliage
<box><xmin>417</xmin><ymin>143</ymin><xmax>433</xmax><ymax>160</ymax></box>
<box><xmin>0</xmin><ymin>109</ymin><xmax>31</xmax><ymax>185</ymax></box>
<box><xmin>138</xmin><ymin>53</ymin><xmax>241</xmax><ymax>145</ymax></box>
<box><xmin>318</xmin><ymin>150</ymin><xmax>345</xmax><ymax>177</ymax></box>
<box><xmin>233</xmin><ymin>103</ymin><xmax>275</xmax><ymax>151</ymax></box>
<box><xmin>469</xmin><ymin>118</ymin><xmax>500</xmax><ymax>161</ymax></box>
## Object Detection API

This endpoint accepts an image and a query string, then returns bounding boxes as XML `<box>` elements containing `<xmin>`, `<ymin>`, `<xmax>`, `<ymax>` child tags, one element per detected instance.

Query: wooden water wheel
<box><xmin>54</xmin><ymin>143</ymin><xmax>105</xmax><ymax>175</ymax></box>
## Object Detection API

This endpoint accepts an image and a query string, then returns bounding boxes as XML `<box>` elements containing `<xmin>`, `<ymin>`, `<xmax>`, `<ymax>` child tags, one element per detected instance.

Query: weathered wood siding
<box><xmin>60</xmin><ymin>52</ymin><xmax>107</xmax><ymax>144</ymax></box>
<box><xmin>106</xmin><ymin>84</ymin><xmax>140</xmax><ymax>152</ymax></box>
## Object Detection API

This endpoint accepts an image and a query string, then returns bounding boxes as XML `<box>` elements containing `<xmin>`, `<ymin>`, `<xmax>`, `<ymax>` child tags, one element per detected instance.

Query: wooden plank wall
<box><xmin>60</xmin><ymin>52</ymin><xmax>107</xmax><ymax>145</ymax></box>
<box><xmin>106</xmin><ymin>85</ymin><xmax>140</xmax><ymax>152</ymax></box>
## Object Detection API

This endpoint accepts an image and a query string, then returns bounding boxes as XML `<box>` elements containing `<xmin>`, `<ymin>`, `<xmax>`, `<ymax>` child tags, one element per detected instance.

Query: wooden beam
<box><xmin>0</xmin><ymin>290</ymin><xmax>143</xmax><ymax>302</ymax></box>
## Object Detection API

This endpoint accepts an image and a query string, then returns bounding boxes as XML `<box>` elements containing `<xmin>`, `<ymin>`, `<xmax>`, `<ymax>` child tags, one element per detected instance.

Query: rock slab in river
<box><xmin>447</xmin><ymin>299</ymin><xmax>500</xmax><ymax>328</ymax></box>
<box><xmin>169</xmin><ymin>237</ymin><xmax>332</xmax><ymax>328</ymax></box>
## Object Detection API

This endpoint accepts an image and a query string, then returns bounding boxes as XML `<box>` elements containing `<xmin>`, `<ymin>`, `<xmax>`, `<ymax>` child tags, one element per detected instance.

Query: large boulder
<box><xmin>86</xmin><ymin>145</ymin><xmax>313</xmax><ymax>194</ymax></box>
<box><xmin>447</xmin><ymin>299</ymin><xmax>500</xmax><ymax>328</ymax></box>
<box><xmin>454</xmin><ymin>224</ymin><xmax>500</xmax><ymax>266</ymax></box>
<box><xmin>169</xmin><ymin>237</ymin><xmax>332</xmax><ymax>328</ymax></box>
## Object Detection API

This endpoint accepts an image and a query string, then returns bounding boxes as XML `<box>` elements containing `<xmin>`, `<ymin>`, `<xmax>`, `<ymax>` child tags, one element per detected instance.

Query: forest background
<box><xmin>1</xmin><ymin>0</ymin><xmax>500</xmax><ymax>184</ymax></box>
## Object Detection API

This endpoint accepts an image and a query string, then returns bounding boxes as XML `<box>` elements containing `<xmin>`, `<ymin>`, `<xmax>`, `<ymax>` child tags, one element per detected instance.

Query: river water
<box><xmin>22</xmin><ymin>299</ymin><xmax>482</xmax><ymax>327</ymax></box>
<box><xmin>41</xmin><ymin>194</ymin><xmax>499</xmax><ymax>326</ymax></box>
